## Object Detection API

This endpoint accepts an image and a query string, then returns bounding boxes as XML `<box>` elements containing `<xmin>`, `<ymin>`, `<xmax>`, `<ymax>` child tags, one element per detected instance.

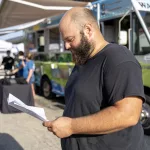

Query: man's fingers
<box><xmin>48</xmin><ymin>127</ymin><xmax>58</xmax><ymax>137</ymax></box>
<box><xmin>43</xmin><ymin>121</ymin><xmax>52</xmax><ymax>127</ymax></box>
<box><xmin>48</xmin><ymin>127</ymin><xmax>52</xmax><ymax>132</ymax></box>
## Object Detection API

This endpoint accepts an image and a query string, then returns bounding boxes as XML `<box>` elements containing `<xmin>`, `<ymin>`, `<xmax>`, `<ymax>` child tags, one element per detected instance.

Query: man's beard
<box><xmin>70</xmin><ymin>33</ymin><xmax>94</xmax><ymax>65</ymax></box>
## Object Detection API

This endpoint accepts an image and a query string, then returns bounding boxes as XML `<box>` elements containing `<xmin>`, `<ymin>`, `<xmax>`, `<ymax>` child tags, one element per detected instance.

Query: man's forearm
<box><xmin>12</xmin><ymin>68</ymin><xmax>19</xmax><ymax>74</ymax></box>
<box><xmin>71</xmin><ymin>106</ymin><xmax>138</xmax><ymax>135</ymax></box>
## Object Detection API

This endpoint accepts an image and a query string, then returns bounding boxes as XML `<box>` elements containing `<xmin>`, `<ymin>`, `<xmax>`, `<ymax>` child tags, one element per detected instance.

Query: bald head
<box><xmin>60</xmin><ymin>7</ymin><xmax>99</xmax><ymax>31</ymax></box>
<box><xmin>59</xmin><ymin>7</ymin><xmax>106</xmax><ymax>65</ymax></box>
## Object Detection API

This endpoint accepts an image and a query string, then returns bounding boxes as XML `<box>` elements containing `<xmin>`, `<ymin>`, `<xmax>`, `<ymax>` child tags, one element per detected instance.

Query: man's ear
<box><xmin>83</xmin><ymin>23</ymin><xmax>93</xmax><ymax>40</ymax></box>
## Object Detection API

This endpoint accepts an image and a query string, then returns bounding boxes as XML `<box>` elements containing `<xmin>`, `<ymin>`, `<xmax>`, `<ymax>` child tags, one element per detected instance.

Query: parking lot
<box><xmin>0</xmin><ymin>95</ymin><xmax>150</xmax><ymax>150</ymax></box>
<box><xmin>0</xmin><ymin>95</ymin><xmax>65</xmax><ymax>150</ymax></box>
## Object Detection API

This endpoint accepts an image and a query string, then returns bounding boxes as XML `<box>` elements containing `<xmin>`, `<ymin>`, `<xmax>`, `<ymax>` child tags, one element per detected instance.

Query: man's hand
<box><xmin>10</xmin><ymin>68</ymin><xmax>19</xmax><ymax>75</ymax></box>
<box><xmin>0</xmin><ymin>65</ymin><xmax>4</xmax><ymax>70</ymax></box>
<box><xmin>43</xmin><ymin>117</ymin><xmax>73</xmax><ymax>138</ymax></box>
<box><xmin>6</xmin><ymin>70</ymin><xmax>12</xmax><ymax>75</ymax></box>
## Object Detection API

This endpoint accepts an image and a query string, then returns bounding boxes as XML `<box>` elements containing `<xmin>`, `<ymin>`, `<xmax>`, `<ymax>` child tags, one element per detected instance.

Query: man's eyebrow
<box><xmin>64</xmin><ymin>36</ymin><xmax>74</xmax><ymax>41</ymax></box>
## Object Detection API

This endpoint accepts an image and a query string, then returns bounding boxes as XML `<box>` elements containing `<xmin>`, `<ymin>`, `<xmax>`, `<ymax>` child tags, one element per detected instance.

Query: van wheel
<box><xmin>141</xmin><ymin>102</ymin><xmax>150</xmax><ymax>135</ymax></box>
<box><xmin>41</xmin><ymin>78</ymin><xmax>55</xmax><ymax>99</ymax></box>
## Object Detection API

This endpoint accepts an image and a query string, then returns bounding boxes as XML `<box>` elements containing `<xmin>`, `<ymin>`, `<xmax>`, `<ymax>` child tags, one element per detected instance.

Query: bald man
<box><xmin>43</xmin><ymin>7</ymin><xmax>148</xmax><ymax>150</ymax></box>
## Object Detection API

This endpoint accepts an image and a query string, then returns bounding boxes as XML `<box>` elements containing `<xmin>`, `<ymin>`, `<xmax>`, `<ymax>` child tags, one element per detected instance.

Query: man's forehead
<box><xmin>60</xmin><ymin>21</ymin><xmax>77</xmax><ymax>35</ymax></box>
<box><xmin>60</xmin><ymin>29</ymin><xmax>76</xmax><ymax>40</ymax></box>
<box><xmin>60</xmin><ymin>16</ymin><xmax>72</xmax><ymax>29</ymax></box>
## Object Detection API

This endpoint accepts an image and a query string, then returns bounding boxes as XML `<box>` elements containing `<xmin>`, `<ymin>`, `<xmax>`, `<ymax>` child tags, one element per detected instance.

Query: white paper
<box><xmin>7</xmin><ymin>93</ymin><xmax>48</xmax><ymax>121</ymax></box>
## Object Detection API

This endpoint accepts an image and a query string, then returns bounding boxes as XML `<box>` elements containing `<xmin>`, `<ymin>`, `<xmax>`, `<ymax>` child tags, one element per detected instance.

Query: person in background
<box><xmin>24</xmin><ymin>53</ymin><xmax>35</xmax><ymax>98</ymax></box>
<box><xmin>11</xmin><ymin>51</ymin><xmax>25</xmax><ymax>78</ymax></box>
<box><xmin>1</xmin><ymin>50</ymin><xmax>14</xmax><ymax>70</ymax></box>
<box><xmin>13</xmin><ymin>53</ymin><xmax>19</xmax><ymax>71</ymax></box>
<box><xmin>43</xmin><ymin>7</ymin><xmax>148</xmax><ymax>150</ymax></box>
<box><xmin>11</xmin><ymin>51</ymin><xmax>35</xmax><ymax>99</ymax></box>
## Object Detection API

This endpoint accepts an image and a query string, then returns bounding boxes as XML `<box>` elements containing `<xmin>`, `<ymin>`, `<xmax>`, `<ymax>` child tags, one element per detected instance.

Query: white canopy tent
<box><xmin>0</xmin><ymin>40</ymin><xmax>13</xmax><ymax>51</ymax></box>
<box><xmin>0</xmin><ymin>39</ymin><xmax>23</xmax><ymax>53</ymax></box>
<box><xmin>0</xmin><ymin>18</ymin><xmax>46</xmax><ymax>34</ymax></box>
<box><xmin>0</xmin><ymin>39</ymin><xmax>23</xmax><ymax>64</ymax></box>
<box><xmin>0</xmin><ymin>30</ymin><xmax>25</xmax><ymax>42</ymax></box>
<box><xmin>0</xmin><ymin>0</ymin><xmax>90</xmax><ymax>31</ymax></box>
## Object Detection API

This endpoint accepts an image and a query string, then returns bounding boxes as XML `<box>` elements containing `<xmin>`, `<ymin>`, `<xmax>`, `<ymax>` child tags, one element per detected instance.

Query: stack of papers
<box><xmin>7</xmin><ymin>93</ymin><xmax>48</xmax><ymax>121</ymax></box>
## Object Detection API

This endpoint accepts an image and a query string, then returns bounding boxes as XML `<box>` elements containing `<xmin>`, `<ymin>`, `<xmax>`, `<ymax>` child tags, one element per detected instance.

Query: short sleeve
<box><xmin>28</xmin><ymin>61</ymin><xmax>34</xmax><ymax>70</ymax></box>
<box><xmin>103</xmin><ymin>61</ymin><xmax>145</xmax><ymax>105</ymax></box>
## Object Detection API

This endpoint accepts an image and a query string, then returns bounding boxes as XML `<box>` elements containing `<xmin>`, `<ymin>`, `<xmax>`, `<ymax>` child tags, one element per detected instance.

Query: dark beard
<box><xmin>70</xmin><ymin>33</ymin><xmax>94</xmax><ymax>65</ymax></box>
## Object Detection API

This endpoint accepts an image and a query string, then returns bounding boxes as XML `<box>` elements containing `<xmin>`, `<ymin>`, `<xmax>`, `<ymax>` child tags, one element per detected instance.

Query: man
<box><xmin>43</xmin><ymin>7</ymin><xmax>148</xmax><ymax>150</ymax></box>
<box><xmin>11</xmin><ymin>51</ymin><xmax>25</xmax><ymax>78</ymax></box>
<box><xmin>1</xmin><ymin>50</ymin><xmax>14</xmax><ymax>70</ymax></box>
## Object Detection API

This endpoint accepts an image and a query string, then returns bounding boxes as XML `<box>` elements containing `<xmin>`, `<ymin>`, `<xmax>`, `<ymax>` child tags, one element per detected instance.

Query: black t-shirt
<box><xmin>2</xmin><ymin>56</ymin><xmax>14</xmax><ymax>70</ymax></box>
<box><xmin>61</xmin><ymin>44</ymin><xmax>148</xmax><ymax>150</ymax></box>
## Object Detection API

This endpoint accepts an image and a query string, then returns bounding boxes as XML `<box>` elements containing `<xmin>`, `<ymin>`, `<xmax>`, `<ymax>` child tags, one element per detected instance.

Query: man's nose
<box><xmin>65</xmin><ymin>42</ymin><xmax>71</xmax><ymax>50</ymax></box>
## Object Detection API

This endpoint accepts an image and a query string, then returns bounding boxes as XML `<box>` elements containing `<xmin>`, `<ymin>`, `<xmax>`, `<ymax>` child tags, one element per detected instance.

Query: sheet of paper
<box><xmin>7</xmin><ymin>93</ymin><xmax>48</xmax><ymax>121</ymax></box>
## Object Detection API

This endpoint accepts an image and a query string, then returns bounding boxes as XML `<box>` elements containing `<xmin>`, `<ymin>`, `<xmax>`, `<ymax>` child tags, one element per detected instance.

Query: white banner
<box><xmin>132</xmin><ymin>0</ymin><xmax>150</xmax><ymax>12</ymax></box>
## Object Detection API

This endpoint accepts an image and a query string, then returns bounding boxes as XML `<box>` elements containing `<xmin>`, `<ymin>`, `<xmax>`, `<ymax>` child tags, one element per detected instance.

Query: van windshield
<box><xmin>140</xmin><ymin>11</ymin><xmax>150</xmax><ymax>35</ymax></box>
<box><xmin>133</xmin><ymin>12</ymin><xmax>150</xmax><ymax>55</ymax></box>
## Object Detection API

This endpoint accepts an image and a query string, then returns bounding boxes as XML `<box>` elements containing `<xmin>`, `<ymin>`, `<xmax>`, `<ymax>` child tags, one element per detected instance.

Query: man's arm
<box><xmin>1</xmin><ymin>57</ymin><xmax>6</xmax><ymax>65</ymax></box>
<box><xmin>71</xmin><ymin>97</ymin><xmax>142</xmax><ymax>134</ymax></box>
<box><xmin>11</xmin><ymin>68</ymin><xmax>19</xmax><ymax>74</ymax></box>
<box><xmin>11</xmin><ymin>61</ymin><xmax>24</xmax><ymax>74</ymax></box>
<box><xmin>43</xmin><ymin>96</ymin><xmax>143</xmax><ymax>138</ymax></box>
